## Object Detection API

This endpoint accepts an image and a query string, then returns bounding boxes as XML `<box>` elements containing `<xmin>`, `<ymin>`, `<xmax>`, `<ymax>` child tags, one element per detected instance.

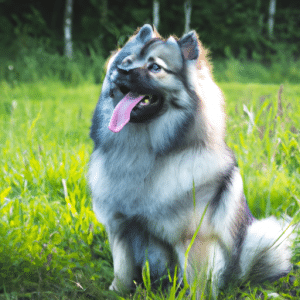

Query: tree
<box><xmin>184</xmin><ymin>0</ymin><xmax>192</xmax><ymax>33</ymax></box>
<box><xmin>153</xmin><ymin>0</ymin><xmax>160</xmax><ymax>30</ymax></box>
<box><xmin>64</xmin><ymin>0</ymin><xmax>73</xmax><ymax>59</ymax></box>
<box><xmin>268</xmin><ymin>0</ymin><xmax>276</xmax><ymax>38</ymax></box>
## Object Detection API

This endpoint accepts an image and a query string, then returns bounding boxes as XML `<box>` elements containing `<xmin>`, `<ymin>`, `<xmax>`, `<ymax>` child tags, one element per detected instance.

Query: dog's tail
<box><xmin>238</xmin><ymin>216</ymin><xmax>294</xmax><ymax>284</ymax></box>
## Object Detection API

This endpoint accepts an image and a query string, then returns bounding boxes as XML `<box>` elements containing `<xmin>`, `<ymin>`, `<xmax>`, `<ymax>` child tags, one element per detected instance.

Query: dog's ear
<box><xmin>136</xmin><ymin>24</ymin><xmax>154</xmax><ymax>43</ymax></box>
<box><xmin>178</xmin><ymin>31</ymin><xmax>199</xmax><ymax>61</ymax></box>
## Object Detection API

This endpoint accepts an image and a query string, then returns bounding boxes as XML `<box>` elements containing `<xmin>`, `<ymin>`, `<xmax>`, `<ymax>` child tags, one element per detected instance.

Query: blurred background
<box><xmin>1</xmin><ymin>0</ymin><xmax>300</xmax><ymax>84</ymax></box>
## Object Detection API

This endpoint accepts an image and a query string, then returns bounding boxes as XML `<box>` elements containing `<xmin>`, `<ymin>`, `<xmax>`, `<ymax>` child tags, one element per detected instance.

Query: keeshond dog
<box><xmin>89</xmin><ymin>25</ymin><xmax>293</xmax><ymax>297</ymax></box>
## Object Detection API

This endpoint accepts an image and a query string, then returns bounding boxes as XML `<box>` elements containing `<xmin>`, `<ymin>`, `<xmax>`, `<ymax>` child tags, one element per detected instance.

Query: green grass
<box><xmin>0</xmin><ymin>81</ymin><xmax>299</xmax><ymax>299</ymax></box>
<box><xmin>213</xmin><ymin>59</ymin><xmax>300</xmax><ymax>84</ymax></box>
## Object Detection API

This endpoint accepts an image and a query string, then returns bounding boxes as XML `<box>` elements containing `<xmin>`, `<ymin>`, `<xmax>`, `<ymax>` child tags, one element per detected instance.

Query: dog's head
<box><xmin>99</xmin><ymin>26</ymin><xmax>225</xmax><ymax>154</ymax></box>
<box><xmin>108</xmin><ymin>31</ymin><xmax>202</xmax><ymax>133</ymax></box>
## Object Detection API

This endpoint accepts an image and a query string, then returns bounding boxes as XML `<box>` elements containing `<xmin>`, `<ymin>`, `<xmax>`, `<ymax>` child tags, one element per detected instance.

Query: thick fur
<box><xmin>89</xmin><ymin>25</ymin><xmax>293</xmax><ymax>297</ymax></box>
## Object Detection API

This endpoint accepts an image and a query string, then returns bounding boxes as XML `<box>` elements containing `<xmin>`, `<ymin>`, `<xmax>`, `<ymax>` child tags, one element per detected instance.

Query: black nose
<box><xmin>117</xmin><ymin>65</ymin><xmax>130</xmax><ymax>74</ymax></box>
<box><xmin>118</xmin><ymin>55</ymin><xmax>134</xmax><ymax>71</ymax></box>
<box><xmin>123</xmin><ymin>57</ymin><xmax>133</xmax><ymax>66</ymax></box>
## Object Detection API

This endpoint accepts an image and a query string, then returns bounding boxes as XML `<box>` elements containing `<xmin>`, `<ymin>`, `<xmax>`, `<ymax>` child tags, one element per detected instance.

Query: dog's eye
<box><xmin>148</xmin><ymin>63</ymin><xmax>161</xmax><ymax>73</ymax></box>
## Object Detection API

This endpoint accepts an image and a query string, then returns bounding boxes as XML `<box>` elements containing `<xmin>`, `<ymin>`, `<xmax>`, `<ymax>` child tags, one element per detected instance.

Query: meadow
<box><xmin>0</xmin><ymin>80</ymin><xmax>299</xmax><ymax>299</ymax></box>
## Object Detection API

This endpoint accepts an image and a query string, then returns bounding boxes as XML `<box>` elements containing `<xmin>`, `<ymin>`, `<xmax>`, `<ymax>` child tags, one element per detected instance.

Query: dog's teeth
<box><xmin>138</xmin><ymin>97</ymin><xmax>150</xmax><ymax>107</ymax></box>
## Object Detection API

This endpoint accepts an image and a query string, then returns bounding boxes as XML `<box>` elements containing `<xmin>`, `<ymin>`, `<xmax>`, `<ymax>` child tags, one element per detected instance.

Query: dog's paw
<box><xmin>109</xmin><ymin>278</ymin><xmax>134</xmax><ymax>294</ymax></box>
<box><xmin>109</xmin><ymin>280</ymin><xmax>119</xmax><ymax>291</ymax></box>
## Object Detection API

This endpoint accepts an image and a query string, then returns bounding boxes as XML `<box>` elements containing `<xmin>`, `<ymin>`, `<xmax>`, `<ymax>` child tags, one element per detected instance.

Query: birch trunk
<box><xmin>153</xmin><ymin>0</ymin><xmax>160</xmax><ymax>30</ymax></box>
<box><xmin>268</xmin><ymin>0</ymin><xmax>276</xmax><ymax>38</ymax></box>
<box><xmin>184</xmin><ymin>0</ymin><xmax>192</xmax><ymax>33</ymax></box>
<box><xmin>64</xmin><ymin>0</ymin><xmax>73</xmax><ymax>59</ymax></box>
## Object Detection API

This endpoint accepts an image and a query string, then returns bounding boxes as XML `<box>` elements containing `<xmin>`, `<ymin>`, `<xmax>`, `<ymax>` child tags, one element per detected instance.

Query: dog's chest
<box><xmin>90</xmin><ymin>148</ymin><xmax>224</xmax><ymax>224</ymax></box>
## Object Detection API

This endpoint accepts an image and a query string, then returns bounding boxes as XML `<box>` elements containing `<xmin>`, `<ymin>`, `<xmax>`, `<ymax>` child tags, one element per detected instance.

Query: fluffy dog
<box><xmin>89</xmin><ymin>25</ymin><xmax>293</xmax><ymax>297</ymax></box>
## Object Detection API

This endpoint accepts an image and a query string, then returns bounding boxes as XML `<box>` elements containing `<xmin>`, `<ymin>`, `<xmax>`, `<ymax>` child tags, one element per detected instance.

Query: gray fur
<box><xmin>89</xmin><ymin>25</ymin><xmax>293</xmax><ymax>296</ymax></box>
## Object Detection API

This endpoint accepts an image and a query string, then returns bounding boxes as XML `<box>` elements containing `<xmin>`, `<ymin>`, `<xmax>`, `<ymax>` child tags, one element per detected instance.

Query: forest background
<box><xmin>1</xmin><ymin>0</ymin><xmax>300</xmax><ymax>84</ymax></box>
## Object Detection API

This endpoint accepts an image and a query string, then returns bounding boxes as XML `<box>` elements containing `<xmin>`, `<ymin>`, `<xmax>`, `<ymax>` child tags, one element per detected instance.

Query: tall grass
<box><xmin>0</xmin><ymin>82</ymin><xmax>115</xmax><ymax>299</ymax></box>
<box><xmin>0</xmin><ymin>48</ymin><xmax>106</xmax><ymax>86</ymax></box>
<box><xmin>221</xmin><ymin>84</ymin><xmax>300</xmax><ymax>219</ymax></box>
<box><xmin>214</xmin><ymin>59</ymin><xmax>300</xmax><ymax>84</ymax></box>
<box><xmin>0</xmin><ymin>81</ymin><xmax>299</xmax><ymax>299</ymax></box>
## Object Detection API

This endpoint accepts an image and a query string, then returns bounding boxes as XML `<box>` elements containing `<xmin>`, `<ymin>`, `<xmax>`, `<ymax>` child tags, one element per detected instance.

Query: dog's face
<box><xmin>91</xmin><ymin>26</ymin><xmax>223</xmax><ymax>155</ymax></box>
<box><xmin>108</xmin><ymin>32</ymin><xmax>200</xmax><ymax>133</ymax></box>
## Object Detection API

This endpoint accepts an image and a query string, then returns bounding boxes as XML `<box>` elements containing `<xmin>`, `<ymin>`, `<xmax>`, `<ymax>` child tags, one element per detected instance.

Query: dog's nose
<box><xmin>118</xmin><ymin>54</ymin><xmax>146</xmax><ymax>72</ymax></box>
<box><xmin>118</xmin><ymin>55</ymin><xmax>135</xmax><ymax>72</ymax></box>
<box><xmin>117</xmin><ymin>65</ymin><xmax>130</xmax><ymax>74</ymax></box>
<box><xmin>122</xmin><ymin>56</ymin><xmax>133</xmax><ymax>66</ymax></box>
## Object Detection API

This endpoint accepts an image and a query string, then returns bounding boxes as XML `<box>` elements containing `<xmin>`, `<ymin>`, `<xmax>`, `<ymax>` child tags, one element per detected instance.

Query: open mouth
<box><xmin>130</xmin><ymin>94</ymin><xmax>162</xmax><ymax>123</ymax></box>
<box><xmin>132</xmin><ymin>95</ymin><xmax>160</xmax><ymax>110</ymax></box>
<box><xmin>108</xmin><ymin>91</ymin><xmax>163</xmax><ymax>133</ymax></box>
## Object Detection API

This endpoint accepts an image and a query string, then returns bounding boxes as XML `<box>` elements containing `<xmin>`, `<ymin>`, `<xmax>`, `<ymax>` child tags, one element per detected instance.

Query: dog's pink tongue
<box><xmin>108</xmin><ymin>92</ymin><xmax>144</xmax><ymax>133</ymax></box>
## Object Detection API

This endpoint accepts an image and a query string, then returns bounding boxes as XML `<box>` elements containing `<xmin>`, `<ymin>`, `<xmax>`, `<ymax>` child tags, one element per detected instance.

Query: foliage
<box><xmin>1</xmin><ymin>0</ymin><xmax>300</xmax><ymax>65</ymax></box>
<box><xmin>1</xmin><ymin>1</ymin><xmax>300</xmax><ymax>85</ymax></box>
<box><xmin>0</xmin><ymin>81</ymin><xmax>299</xmax><ymax>299</ymax></box>
<box><xmin>221</xmin><ymin>83</ymin><xmax>300</xmax><ymax>219</ymax></box>
<box><xmin>0</xmin><ymin>41</ymin><xmax>106</xmax><ymax>85</ymax></box>
<box><xmin>0</xmin><ymin>82</ymin><xmax>116</xmax><ymax>299</ymax></box>
<box><xmin>1</xmin><ymin>45</ymin><xmax>300</xmax><ymax>85</ymax></box>
<box><xmin>213</xmin><ymin>58</ymin><xmax>300</xmax><ymax>84</ymax></box>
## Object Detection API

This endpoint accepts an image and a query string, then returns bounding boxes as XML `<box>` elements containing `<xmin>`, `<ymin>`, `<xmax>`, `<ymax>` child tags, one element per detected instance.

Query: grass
<box><xmin>213</xmin><ymin>59</ymin><xmax>300</xmax><ymax>84</ymax></box>
<box><xmin>0</xmin><ymin>80</ymin><xmax>300</xmax><ymax>299</ymax></box>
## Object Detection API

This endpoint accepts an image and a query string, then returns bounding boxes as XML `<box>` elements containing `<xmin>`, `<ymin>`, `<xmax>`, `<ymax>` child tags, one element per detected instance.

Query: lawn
<box><xmin>0</xmin><ymin>81</ymin><xmax>299</xmax><ymax>299</ymax></box>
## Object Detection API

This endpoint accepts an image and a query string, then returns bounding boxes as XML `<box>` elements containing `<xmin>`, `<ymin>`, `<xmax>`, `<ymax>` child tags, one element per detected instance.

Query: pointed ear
<box><xmin>178</xmin><ymin>31</ymin><xmax>199</xmax><ymax>60</ymax></box>
<box><xmin>136</xmin><ymin>24</ymin><xmax>154</xmax><ymax>43</ymax></box>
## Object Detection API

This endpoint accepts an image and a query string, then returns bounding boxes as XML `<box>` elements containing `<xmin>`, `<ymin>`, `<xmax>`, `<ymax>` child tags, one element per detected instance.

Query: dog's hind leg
<box><xmin>181</xmin><ymin>238</ymin><xmax>226</xmax><ymax>299</ymax></box>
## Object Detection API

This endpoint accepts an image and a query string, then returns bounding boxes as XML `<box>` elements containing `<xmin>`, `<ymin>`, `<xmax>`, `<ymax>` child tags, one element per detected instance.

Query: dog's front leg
<box><xmin>108</xmin><ymin>233</ymin><xmax>136</xmax><ymax>293</ymax></box>
<box><xmin>175</xmin><ymin>242</ymin><xmax>186</xmax><ymax>273</ymax></box>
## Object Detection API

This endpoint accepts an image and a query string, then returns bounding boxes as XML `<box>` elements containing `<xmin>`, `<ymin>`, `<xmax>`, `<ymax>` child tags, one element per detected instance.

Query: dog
<box><xmin>89</xmin><ymin>24</ymin><xmax>293</xmax><ymax>297</ymax></box>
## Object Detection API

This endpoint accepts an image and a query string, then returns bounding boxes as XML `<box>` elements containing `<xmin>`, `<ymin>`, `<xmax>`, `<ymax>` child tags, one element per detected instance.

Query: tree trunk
<box><xmin>153</xmin><ymin>0</ymin><xmax>160</xmax><ymax>30</ymax></box>
<box><xmin>268</xmin><ymin>0</ymin><xmax>276</xmax><ymax>38</ymax></box>
<box><xmin>184</xmin><ymin>0</ymin><xmax>192</xmax><ymax>33</ymax></box>
<box><xmin>64</xmin><ymin>0</ymin><xmax>73</xmax><ymax>59</ymax></box>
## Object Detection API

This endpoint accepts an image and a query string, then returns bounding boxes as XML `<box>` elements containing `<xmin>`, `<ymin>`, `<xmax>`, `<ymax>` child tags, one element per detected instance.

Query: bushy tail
<box><xmin>239</xmin><ymin>217</ymin><xmax>294</xmax><ymax>284</ymax></box>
